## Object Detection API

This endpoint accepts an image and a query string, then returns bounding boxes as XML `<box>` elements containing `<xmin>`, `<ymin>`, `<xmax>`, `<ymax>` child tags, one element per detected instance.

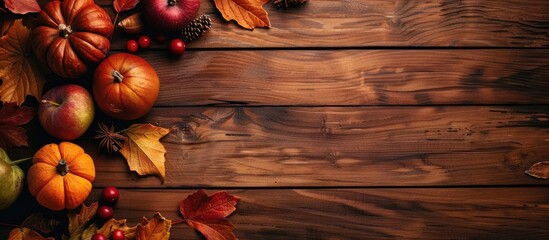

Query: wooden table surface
<box><xmin>2</xmin><ymin>0</ymin><xmax>549</xmax><ymax>239</ymax></box>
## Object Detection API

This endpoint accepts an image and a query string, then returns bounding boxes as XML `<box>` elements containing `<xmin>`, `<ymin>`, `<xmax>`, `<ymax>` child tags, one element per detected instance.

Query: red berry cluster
<box><xmin>92</xmin><ymin>186</ymin><xmax>123</xmax><ymax>240</ymax></box>
<box><xmin>126</xmin><ymin>35</ymin><xmax>186</xmax><ymax>57</ymax></box>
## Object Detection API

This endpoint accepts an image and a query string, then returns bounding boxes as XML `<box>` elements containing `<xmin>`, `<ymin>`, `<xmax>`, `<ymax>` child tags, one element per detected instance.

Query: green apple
<box><xmin>0</xmin><ymin>148</ymin><xmax>24</xmax><ymax>210</ymax></box>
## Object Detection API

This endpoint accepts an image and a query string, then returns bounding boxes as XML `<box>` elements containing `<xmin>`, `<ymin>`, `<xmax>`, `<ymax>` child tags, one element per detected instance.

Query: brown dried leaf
<box><xmin>97</xmin><ymin>218</ymin><xmax>137</xmax><ymax>239</ymax></box>
<box><xmin>136</xmin><ymin>213</ymin><xmax>171</xmax><ymax>240</ymax></box>
<box><xmin>120</xmin><ymin>124</ymin><xmax>170</xmax><ymax>182</ymax></box>
<box><xmin>8</xmin><ymin>228</ymin><xmax>53</xmax><ymax>240</ymax></box>
<box><xmin>67</xmin><ymin>202</ymin><xmax>99</xmax><ymax>240</ymax></box>
<box><xmin>21</xmin><ymin>213</ymin><xmax>61</xmax><ymax>234</ymax></box>
<box><xmin>1</xmin><ymin>13</ymin><xmax>15</xmax><ymax>36</ymax></box>
<box><xmin>213</xmin><ymin>0</ymin><xmax>271</xmax><ymax>30</ymax></box>
<box><xmin>525</xmin><ymin>161</ymin><xmax>549</xmax><ymax>179</ymax></box>
<box><xmin>80</xmin><ymin>224</ymin><xmax>98</xmax><ymax>240</ymax></box>
<box><xmin>0</xmin><ymin>19</ymin><xmax>45</xmax><ymax>105</ymax></box>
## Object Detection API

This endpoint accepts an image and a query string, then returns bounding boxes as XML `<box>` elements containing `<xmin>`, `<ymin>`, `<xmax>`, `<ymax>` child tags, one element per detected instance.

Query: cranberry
<box><xmin>169</xmin><ymin>39</ymin><xmax>185</xmax><ymax>56</ymax></box>
<box><xmin>97</xmin><ymin>205</ymin><xmax>114</xmax><ymax>220</ymax></box>
<box><xmin>126</xmin><ymin>39</ymin><xmax>138</xmax><ymax>53</ymax></box>
<box><xmin>101</xmin><ymin>186</ymin><xmax>120</xmax><ymax>204</ymax></box>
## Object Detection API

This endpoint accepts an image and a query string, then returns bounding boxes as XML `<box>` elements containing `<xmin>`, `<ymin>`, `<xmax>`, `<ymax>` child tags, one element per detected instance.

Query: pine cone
<box><xmin>274</xmin><ymin>0</ymin><xmax>308</xmax><ymax>8</ymax></box>
<box><xmin>180</xmin><ymin>15</ymin><xmax>213</xmax><ymax>42</ymax></box>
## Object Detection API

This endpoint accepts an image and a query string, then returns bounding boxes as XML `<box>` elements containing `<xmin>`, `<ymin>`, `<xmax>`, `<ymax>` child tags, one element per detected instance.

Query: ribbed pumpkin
<box><xmin>93</xmin><ymin>53</ymin><xmax>160</xmax><ymax>120</ymax></box>
<box><xmin>31</xmin><ymin>0</ymin><xmax>113</xmax><ymax>78</ymax></box>
<box><xmin>27</xmin><ymin>142</ymin><xmax>95</xmax><ymax>210</ymax></box>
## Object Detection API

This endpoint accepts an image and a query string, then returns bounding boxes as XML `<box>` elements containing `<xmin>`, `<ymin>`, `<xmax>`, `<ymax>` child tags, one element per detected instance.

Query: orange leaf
<box><xmin>136</xmin><ymin>213</ymin><xmax>171</xmax><ymax>240</ymax></box>
<box><xmin>213</xmin><ymin>0</ymin><xmax>271</xmax><ymax>30</ymax></box>
<box><xmin>525</xmin><ymin>161</ymin><xmax>549</xmax><ymax>179</ymax></box>
<box><xmin>113</xmin><ymin>0</ymin><xmax>140</xmax><ymax>13</ymax></box>
<box><xmin>180</xmin><ymin>190</ymin><xmax>240</xmax><ymax>240</ymax></box>
<box><xmin>120</xmin><ymin>123</ymin><xmax>170</xmax><ymax>182</ymax></box>
<box><xmin>0</xmin><ymin>102</ymin><xmax>35</xmax><ymax>150</ymax></box>
<box><xmin>8</xmin><ymin>228</ymin><xmax>53</xmax><ymax>240</ymax></box>
<box><xmin>66</xmin><ymin>202</ymin><xmax>99</xmax><ymax>239</ymax></box>
<box><xmin>0</xmin><ymin>19</ymin><xmax>45</xmax><ymax>105</ymax></box>
<box><xmin>3</xmin><ymin>0</ymin><xmax>41</xmax><ymax>15</ymax></box>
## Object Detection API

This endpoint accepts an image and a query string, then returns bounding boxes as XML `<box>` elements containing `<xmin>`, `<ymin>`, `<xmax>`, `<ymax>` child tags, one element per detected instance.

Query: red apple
<box><xmin>143</xmin><ymin>0</ymin><xmax>200</xmax><ymax>33</ymax></box>
<box><xmin>39</xmin><ymin>85</ymin><xmax>95</xmax><ymax>140</ymax></box>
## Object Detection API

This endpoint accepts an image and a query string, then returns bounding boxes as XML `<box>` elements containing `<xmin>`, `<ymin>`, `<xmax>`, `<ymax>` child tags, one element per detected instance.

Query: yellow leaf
<box><xmin>67</xmin><ymin>202</ymin><xmax>99</xmax><ymax>240</ymax></box>
<box><xmin>213</xmin><ymin>0</ymin><xmax>271</xmax><ymax>30</ymax></box>
<box><xmin>8</xmin><ymin>228</ymin><xmax>53</xmax><ymax>240</ymax></box>
<box><xmin>136</xmin><ymin>213</ymin><xmax>171</xmax><ymax>240</ymax></box>
<box><xmin>0</xmin><ymin>19</ymin><xmax>45</xmax><ymax>105</ymax></box>
<box><xmin>120</xmin><ymin>123</ymin><xmax>170</xmax><ymax>182</ymax></box>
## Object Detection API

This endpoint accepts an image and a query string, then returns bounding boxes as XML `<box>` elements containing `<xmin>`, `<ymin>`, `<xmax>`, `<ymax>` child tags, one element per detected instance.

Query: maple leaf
<box><xmin>8</xmin><ymin>228</ymin><xmax>53</xmax><ymax>240</ymax></box>
<box><xmin>136</xmin><ymin>213</ymin><xmax>172</xmax><ymax>240</ymax></box>
<box><xmin>98</xmin><ymin>218</ymin><xmax>137</xmax><ymax>239</ymax></box>
<box><xmin>3</xmin><ymin>0</ymin><xmax>40</xmax><ymax>15</ymax></box>
<box><xmin>66</xmin><ymin>202</ymin><xmax>99</xmax><ymax>240</ymax></box>
<box><xmin>525</xmin><ymin>161</ymin><xmax>549</xmax><ymax>179</ymax></box>
<box><xmin>0</xmin><ymin>102</ymin><xmax>35</xmax><ymax>150</ymax></box>
<box><xmin>0</xmin><ymin>19</ymin><xmax>46</xmax><ymax>105</ymax></box>
<box><xmin>180</xmin><ymin>190</ymin><xmax>240</xmax><ymax>240</ymax></box>
<box><xmin>120</xmin><ymin>123</ymin><xmax>171</xmax><ymax>183</ymax></box>
<box><xmin>213</xmin><ymin>0</ymin><xmax>271</xmax><ymax>30</ymax></box>
<box><xmin>113</xmin><ymin>0</ymin><xmax>140</xmax><ymax>13</ymax></box>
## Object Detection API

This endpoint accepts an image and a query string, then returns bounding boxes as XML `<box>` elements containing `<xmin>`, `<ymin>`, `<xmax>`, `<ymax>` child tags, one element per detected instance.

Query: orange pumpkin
<box><xmin>31</xmin><ymin>0</ymin><xmax>113</xmax><ymax>78</ymax></box>
<box><xmin>93</xmin><ymin>53</ymin><xmax>160</xmax><ymax>120</ymax></box>
<box><xmin>27</xmin><ymin>142</ymin><xmax>95</xmax><ymax>210</ymax></box>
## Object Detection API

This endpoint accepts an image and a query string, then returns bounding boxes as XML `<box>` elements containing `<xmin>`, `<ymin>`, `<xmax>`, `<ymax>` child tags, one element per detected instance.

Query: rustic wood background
<box><xmin>2</xmin><ymin>0</ymin><xmax>549</xmax><ymax>239</ymax></box>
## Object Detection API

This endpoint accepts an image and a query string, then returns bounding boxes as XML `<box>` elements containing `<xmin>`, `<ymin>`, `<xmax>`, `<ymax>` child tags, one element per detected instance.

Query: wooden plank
<box><xmin>83</xmin><ymin>106</ymin><xmax>549</xmax><ymax>187</ymax></box>
<box><xmin>3</xmin><ymin>188</ymin><xmax>548</xmax><ymax>239</ymax></box>
<box><xmin>94</xmin><ymin>0</ymin><xmax>549</xmax><ymax>48</ymax></box>
<box><xmin>137</xmin><ymin>50</ymin><xmax>549</xmax><ymax>106</ymax></box>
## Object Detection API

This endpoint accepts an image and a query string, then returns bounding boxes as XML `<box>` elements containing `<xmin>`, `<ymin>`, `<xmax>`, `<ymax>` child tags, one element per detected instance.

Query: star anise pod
<box><xmin>94</xmin><ymin>122</ymin><xmax>126</xmax><ymax>153</ymax></box>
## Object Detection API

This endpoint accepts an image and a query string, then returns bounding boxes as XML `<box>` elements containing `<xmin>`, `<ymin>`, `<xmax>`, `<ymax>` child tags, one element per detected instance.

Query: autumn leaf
<box><xmin>1</xmin><ymin>13</ymin><xmax>15</xmax><ymax>36</ymax></box>
<box><xmin>180</xmin><ymin>190</ymin><xmax>240</xmax><ymax>240</ymax></box>
<box><xmin>525</xmin><ymin>161</ymin><xmax>549</xmax><ymax>179</ymax></box>
<box><xmin>0</xmin><ymin>19</ymin><xmax>46</xmax><ymax>105</ymax></box>
<box><xmin>98</xmin><ymin>218</ymin><xmax>137</xmax><ymax>239</ymax></box>
<box><xmin>21</xmin><ymin>213</ymin><xmax>61</xmax><ymax>234</ymax></box>
<box><xmin>136</xmin><ymin>213</ymin><xmax>171</xmax><ymax>240</ymax></box>
<box><xmin>0</xmin><ymin>102</ymin><xmax>35</xmax><ymax>150</ymax></box>
<box><xmin>66</xmin><ymin>202</ymin><xmax>99</xmax><ymax>240</ymax></box>
<box><xmin>8</xmin><ymin>228</ymin><xmax>53</xmax><ymax>240</ymax></box>
<box><xmin>120</xmin><ymin>123</ymin><xmax>170</xmax><ymax>183</ymax></box>
<box><xmin>113</xmin><ymin>0</ymin><xmax>140</xmax><ymax>13</ymax></box>
<box><xmin>80</xmin><ymin>224</ymin><xmax>98</xmax><ymax>240</ymax></box>
<box><xmin>3</xmin><ymin>0</ymin><xmax>40</xmax><ymax>15</ymax></box>
<box><xmin>213</xmin><ymin>0</ymin><xmax>271</xmax><ymax>30</ymax></box>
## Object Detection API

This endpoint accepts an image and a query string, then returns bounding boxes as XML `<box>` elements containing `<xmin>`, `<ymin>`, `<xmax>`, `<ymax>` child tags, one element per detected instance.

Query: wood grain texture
<box><xmin>81</xmin><ymin>106</ymin><xmax>549</xmax><ymax>187</ymax></box>
<box><xmin>3</xmin><ymin>188</ymin><xmax>548</xmax><ymax>239</ymax></box>
<box><xmin>133</xmin><ymin>50</ymin><xmax>549</xmax><ymax>106</ymax></box>
<box><xmin>95</xmin><ymin>0</ymin><xmax>549</xmax><ymax>48</ymax></box>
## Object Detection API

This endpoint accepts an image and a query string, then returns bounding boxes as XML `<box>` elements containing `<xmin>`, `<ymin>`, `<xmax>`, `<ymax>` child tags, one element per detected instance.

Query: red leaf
<box><xmin>525</xmin><ymin>161</ymin><xmax>549</xmax><ymax>179</ymax></box>
<box><xmin>3</xmin><ymin>0</ymin><xmax>40</xmax><ymax>14</ymax></box>
<box><xmin>180</xmin><ymin>190</ymin><xmax>240</xmax><ymax>240</ymax></box>
<box><xmin>0</xmin><ymin>103</ymin><xmax>35</xmax><ymax>150</ymax></box>
<box><xmin>113</xmin><ymin>0</ymin><xmax>140</xmax><ymax>13</ymax></box>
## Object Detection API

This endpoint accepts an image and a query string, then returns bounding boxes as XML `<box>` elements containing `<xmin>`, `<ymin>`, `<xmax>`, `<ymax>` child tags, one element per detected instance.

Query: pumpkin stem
<box><xmin>58</xmin><ymin>23</ymin><xmax>73</xmax><ymax>38</ymax></box>
<box><xmin>168</xmin><ymin>0</ymin><xmax>177</xmax><ymax>6</ymax></box>
<box><xmin>56</xmin><ymin>159</ymin><xmax>70</xmax><ymax>176</ymax></box>
<box><xmin>112</xmin><ymin>70</ymin><xmax>124</xmax><ymax>83</ymax></box>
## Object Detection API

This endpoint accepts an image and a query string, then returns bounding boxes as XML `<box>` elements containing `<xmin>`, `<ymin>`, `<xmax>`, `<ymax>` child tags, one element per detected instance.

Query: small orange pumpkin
<box><xmin>27</xmin><ymin>142</ymin><xmax>95</xmax><ymax>210</ymax></box>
